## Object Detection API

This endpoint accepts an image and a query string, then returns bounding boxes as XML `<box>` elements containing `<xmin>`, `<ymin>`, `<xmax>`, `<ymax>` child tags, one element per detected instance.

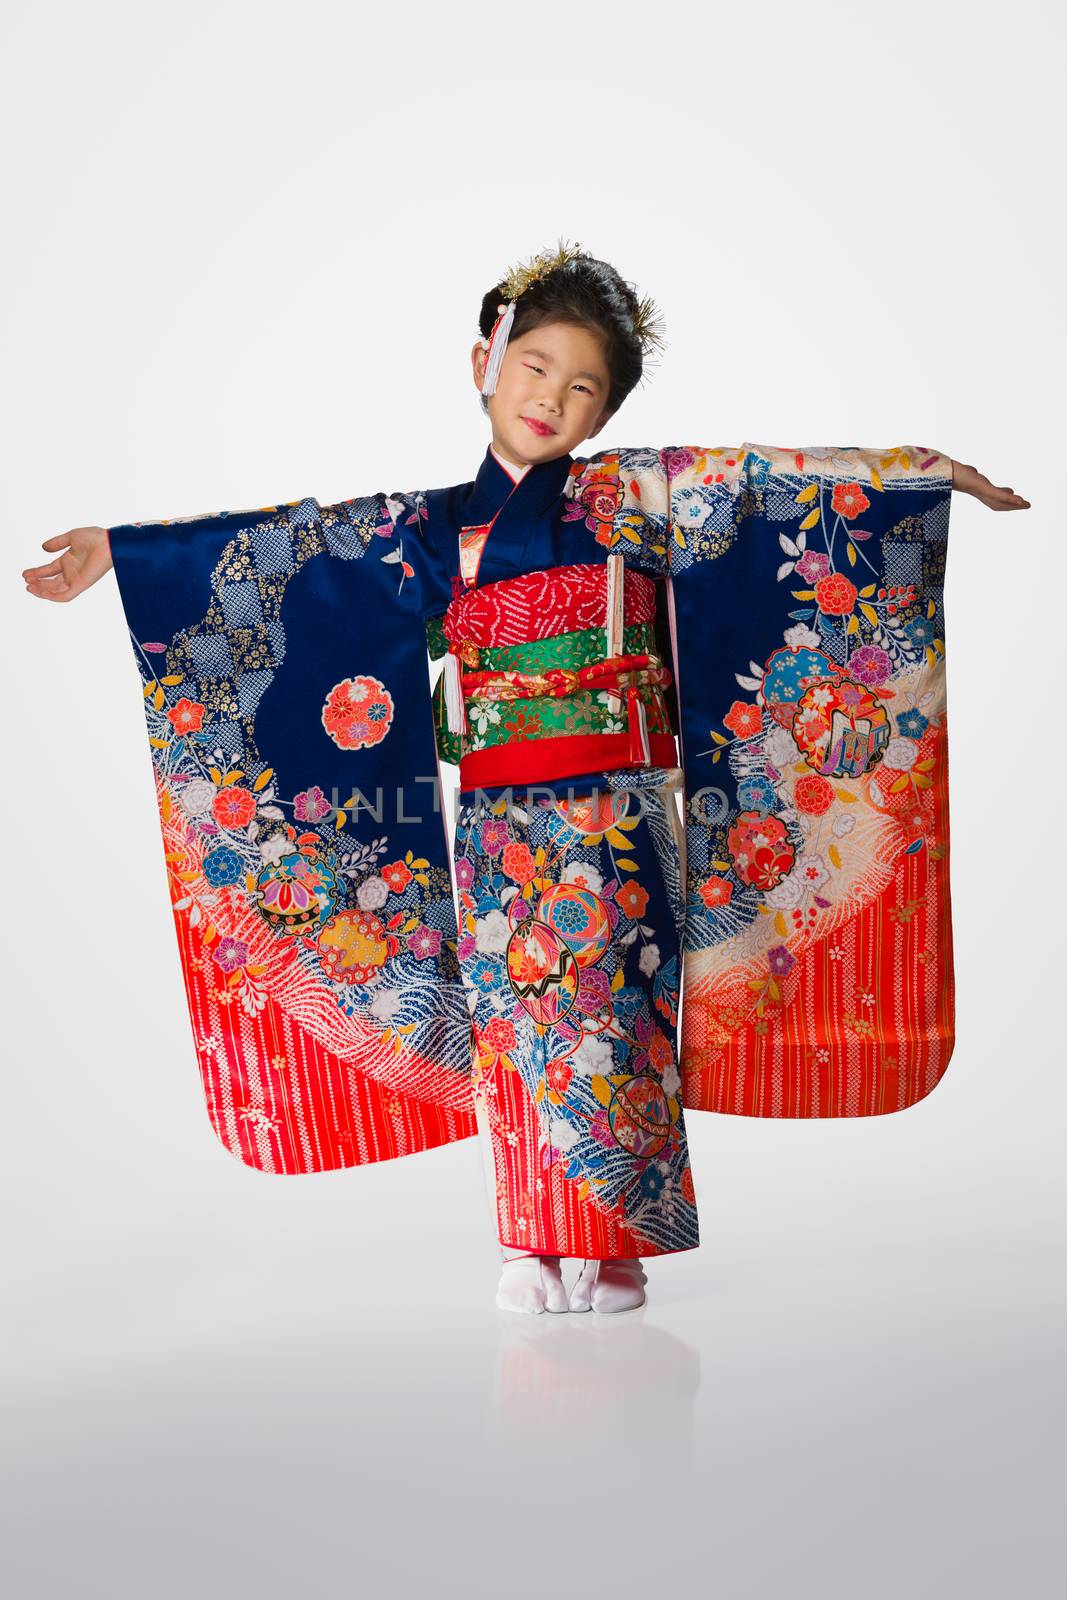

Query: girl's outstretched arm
<box><xmin>22</xmin><ymin>525</ymin><xmax>113</xmax><ymax>602</ymax></box>
<box><xmin>948</xmin><ymin>456</ymin><xmax>1031</xmax><ymax>510</ymax></box>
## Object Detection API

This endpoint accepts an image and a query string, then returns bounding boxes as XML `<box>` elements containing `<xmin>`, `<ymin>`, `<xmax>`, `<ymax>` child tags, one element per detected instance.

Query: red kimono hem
<box><xmin>498</xmin><ymin>1238</ymin><xmax>701</xmax><ymax>1260</ymax></box>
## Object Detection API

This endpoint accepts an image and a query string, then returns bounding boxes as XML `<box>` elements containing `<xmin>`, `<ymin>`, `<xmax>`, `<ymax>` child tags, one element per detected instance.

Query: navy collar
<box><xmin>462</xmin><ymin>444</ymin><xmax>574</xmax><ymax>535</ymax></box>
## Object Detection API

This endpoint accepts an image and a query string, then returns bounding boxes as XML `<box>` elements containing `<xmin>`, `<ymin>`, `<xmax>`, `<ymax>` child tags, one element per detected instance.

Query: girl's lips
<box><xmin>522</xmin><ymin>416</ymin><xmax>555</xmax><ymax>436</ymax></box>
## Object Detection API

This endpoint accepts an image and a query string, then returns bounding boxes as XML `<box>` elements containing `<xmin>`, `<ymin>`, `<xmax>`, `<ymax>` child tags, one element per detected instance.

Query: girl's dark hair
<box><xmin>477</xmin><ymin>252</ymin><xmax>655</xmax><ymax>417</ymax></box>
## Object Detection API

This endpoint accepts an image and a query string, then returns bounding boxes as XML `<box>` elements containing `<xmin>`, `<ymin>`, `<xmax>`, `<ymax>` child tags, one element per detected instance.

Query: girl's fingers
<box><xmin>960</xmin><ymin>464</ymin><xmax>1031</xmax><ymax>510</ymax></box>
<box><xmin>25</xmin><ymin>578</ymin><xmax>72</xmax><ymax>600</ymax></box>
<box><xmin>22</xmin><ymin>557</ymin><xmax>65</xmax><ymax>579</ymax></box>
<box><xmin>40</xmin><ymin>534</ymin><xmax>73</xmax><ymax>550</ymax></box>
<box><xmin>984</xmin><ymin>486</ymin><xmax>1031</xmax><ymax>510</ymax></box>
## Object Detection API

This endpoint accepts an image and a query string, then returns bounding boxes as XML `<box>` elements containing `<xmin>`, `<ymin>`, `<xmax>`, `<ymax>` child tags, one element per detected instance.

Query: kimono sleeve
<box><xmin>666</xmin><ymin>442</ymin><xmax>955</xmax><ymax>1119</ymax></box>
<box><xmin>106</xmin><ymin>489</ymin><xmax>475</xmax><ymax>1176</ymax></box>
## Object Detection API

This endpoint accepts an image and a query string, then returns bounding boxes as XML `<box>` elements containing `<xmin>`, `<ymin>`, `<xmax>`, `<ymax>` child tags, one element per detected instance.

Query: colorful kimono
<box><xmin>106</xmin><ymin>441</ymin><xmax>955</xmax><ymax>1258</ymax></box>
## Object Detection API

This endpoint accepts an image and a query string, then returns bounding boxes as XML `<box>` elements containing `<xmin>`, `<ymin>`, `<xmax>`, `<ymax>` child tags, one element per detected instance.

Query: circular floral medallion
<box><xmin>727</xmin><ymin>809</ymin><xmax>796</xmax><ymax>891</ymax></box>
<box><xmin>255</xmin><ymin>845</ymin><xmax>341</xmax><ymax>935</ymax></box>
<box><xmin>608</xmin><ymin>1074</ymin><xmax>672</xmax><ymax>1157</ymax></box>
<box><xmin>505</xmin><ymin>918</ymin><xmax>579</xmax><ymax>1027</ymax></box>
<box><xmin>318</xmin><ymin>908</ymin><xmax>391</xmax><ymax>984</ymax></box>
<box><xmin>321</xmin><ymin>675</ymin><xmax>394</xmax><ymax>750</ymax></box>
<box><xmin>535</xmin><ymin>882</ymin><xmax>612</xmax><ymax>969</ymax></box>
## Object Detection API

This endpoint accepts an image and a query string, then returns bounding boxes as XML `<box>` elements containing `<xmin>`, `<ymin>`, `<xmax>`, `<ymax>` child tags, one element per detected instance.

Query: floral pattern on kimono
<box><xmin>454</xmin><ymin>767</ymin><xmax>699</xmax><ymax>1259</ymax></box>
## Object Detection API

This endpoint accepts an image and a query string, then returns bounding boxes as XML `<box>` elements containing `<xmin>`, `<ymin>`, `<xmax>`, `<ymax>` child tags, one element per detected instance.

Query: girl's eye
<box><xmin>524</xmin><ymin>364</ymin><xmax>592</xmax><ymax>396</ymax></box>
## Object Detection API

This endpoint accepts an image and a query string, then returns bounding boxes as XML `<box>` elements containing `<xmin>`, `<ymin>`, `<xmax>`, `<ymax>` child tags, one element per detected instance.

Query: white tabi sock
<box><xmin>495</xmin><ymin>1252</ymin><xmax>569</xmax><ymax>1315</ymax></box>
<box><xmin>568</xmin><ymin>1257</ymin><xmax>648</xmax><ymax>1314</ymax></box>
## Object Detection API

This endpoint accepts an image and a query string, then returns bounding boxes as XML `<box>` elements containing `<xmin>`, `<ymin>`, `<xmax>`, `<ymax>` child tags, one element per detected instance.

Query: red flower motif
<box><xmin>614</xmin><ymin>880</ymin><xmax>650</xmax><ymax>919</ymax></box>
<box><xmin>167</xmin><ymin>697</ymin><xmax>206</xmax><ymax>733</ymax></box>
<box><xmin>503</xmin><ymin>708</ymin><xmax>545</xmax><ymax>739</ymax></box>
<box><xmin>501</xmin><ymin>841</ymin><xmax>537</xmax><ymax>885</ymax></box>
<box><xmin>814</xmin><ymin>573</ymin><xmax>858</xmax><ymax>616</ymax></box>
<box><xmin>750</xmin><ymin>844</ymin><xmax>795</xmax><ymax>890</ymax></box>
<box><xmin>381</xmin><ymin>860</ymin><xmax>413</xmax><ymax>894</ymax></box>
<box><xmin>793</xmin><ymin>773</ymin><xmax>836</xmax><ymax>816</ymax></box>
<box><xmin>831</xmin><ymin>481</ymin><xmax>871</xmax><ymax>520</ymax></box>
<box><xmin>546</xmin><ymin>1057</ymin><xmax>574</xmax><ymax>1096</ymax></box>
<box><xmin>648</xmin><ymin>1030</ymin><xmax>673</xmax><ymax>1074</ymax></box>
<box><xmin>481</xmin><ymin>1018</ymin><xmax>516</xmax><ymax>1053</ymax></box>
<box><xmin>211</xmin><ymin>786</ymin><xmax>257</xmax><ymax>829</ymax></box>
<box><xmin>723</xmin><ymin>699</ymin><xmax>762</xmax><ymax>739</ymax></box>
<box><xmin>698</xmin><ymin>875</ymin><xmax>733</xmax><ymax>908</ymax></box>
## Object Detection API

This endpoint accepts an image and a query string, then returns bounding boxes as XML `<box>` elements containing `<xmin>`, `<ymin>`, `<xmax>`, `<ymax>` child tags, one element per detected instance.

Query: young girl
<box><xmin>21</xmin><ymin>242</ymin><xmax>1030</xmax><ymax>1317</ymax></box>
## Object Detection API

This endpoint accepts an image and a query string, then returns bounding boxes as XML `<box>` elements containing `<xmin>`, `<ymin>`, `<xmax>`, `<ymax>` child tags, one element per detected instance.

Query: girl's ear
<box><xmin>471</xmin><ymin>340</ymin><xmax>488</xmax><ymax>390</ymax></box>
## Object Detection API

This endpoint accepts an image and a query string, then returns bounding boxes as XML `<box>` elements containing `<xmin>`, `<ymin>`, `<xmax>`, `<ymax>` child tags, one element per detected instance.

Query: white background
<box><xmin>3</xmin><ymin>2</ymin><xmax>1063</xmax><ymax>1595</ymax></box>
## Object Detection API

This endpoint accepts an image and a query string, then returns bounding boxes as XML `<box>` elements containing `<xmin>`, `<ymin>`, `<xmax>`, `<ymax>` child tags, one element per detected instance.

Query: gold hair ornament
<box><xmin>479</xmin><ymin>237</ymin><xmax>666</xmax><ymax>396</ymax></box>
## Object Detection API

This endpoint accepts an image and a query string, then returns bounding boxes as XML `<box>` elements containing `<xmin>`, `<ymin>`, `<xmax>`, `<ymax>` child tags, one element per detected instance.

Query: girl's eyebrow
<box><xmin>521</xmin><ymin>347</ymin><xmax>603</xmax><ymax>387</ymax></box>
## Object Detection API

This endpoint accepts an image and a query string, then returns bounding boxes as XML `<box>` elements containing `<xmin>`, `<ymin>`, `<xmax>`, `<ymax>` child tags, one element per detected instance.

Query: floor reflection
<box><xmin>491</xmin><ymin>1303</ymin><xmax>702</xmax><ymax>1444</ymax></box>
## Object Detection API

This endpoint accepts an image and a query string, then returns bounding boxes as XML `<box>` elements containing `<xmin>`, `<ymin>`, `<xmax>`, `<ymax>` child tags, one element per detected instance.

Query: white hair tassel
<box><xmin>480</xmin><ymin>300</ymin><xmax>516</xmax><ymax>397</ymax></box>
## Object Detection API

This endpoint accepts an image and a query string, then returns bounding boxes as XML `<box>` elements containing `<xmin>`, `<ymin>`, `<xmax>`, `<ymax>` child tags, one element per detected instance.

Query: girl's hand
<box><xmin>22</xmin><ymin>526</ymin><xmax>114</xmax><ymax>602</ymax></box>
<box><xmin>948</xmin><ymin>457</ymin><xmax>1031</xmax><ymax>511</ymax></box>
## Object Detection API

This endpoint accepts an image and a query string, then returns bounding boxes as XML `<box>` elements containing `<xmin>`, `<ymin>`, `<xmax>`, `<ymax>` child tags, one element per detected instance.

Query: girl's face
<box><xmin>470</xmin><ymin>318</ymin><xmax>615</xmax><ymax>467</ymax></box>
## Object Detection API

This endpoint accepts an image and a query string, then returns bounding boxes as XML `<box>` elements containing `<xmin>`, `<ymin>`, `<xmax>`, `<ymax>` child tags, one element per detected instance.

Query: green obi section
<box><xmin>429</xmin><ymin>620</ymin><xmax>671</xmax><ymax>764</ymax></box>
<box><xmin>482</xmin><ymin>621</ymin><xmax>653</xmax><ymax>675</ymax></box>
<box><xmin>431</xmin><ymin>677</ymin><xmax>465</xmax><ymax>765</ymax></box>
<box><xmin>425</xmin><ymin>613</ymin><xmax>449</xmax><ymax>661</ymax></box>
<box><xmin>427</xmin><ymin>614</ymin><xmax>464</xmax><ymax>764</ymax></box>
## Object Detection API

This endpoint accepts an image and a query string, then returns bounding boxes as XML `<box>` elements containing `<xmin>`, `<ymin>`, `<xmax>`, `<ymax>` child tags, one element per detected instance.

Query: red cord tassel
<box><xmin>627</xmin><ymin>684</ymin><xmax>651</xmax><ymax>765</ymax></box>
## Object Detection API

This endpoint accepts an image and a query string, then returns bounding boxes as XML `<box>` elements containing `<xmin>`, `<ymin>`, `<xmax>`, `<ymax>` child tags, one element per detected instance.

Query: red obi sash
<box><xmin>441</xmin><ymin>561</ymin><xmax>678</xmax><ymax>789</ymax></box>
<box><xmin>443</xmin><ymin>561</ymin><xmax>659</xmax><ymax>651</ymax></box>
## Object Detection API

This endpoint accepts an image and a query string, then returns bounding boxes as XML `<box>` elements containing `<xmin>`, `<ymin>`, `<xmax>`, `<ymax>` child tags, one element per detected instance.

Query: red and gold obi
<box><xmin>431</xmin><ymin>559</ymin><xmax>678</xmax><ymax>790</ymax></box>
